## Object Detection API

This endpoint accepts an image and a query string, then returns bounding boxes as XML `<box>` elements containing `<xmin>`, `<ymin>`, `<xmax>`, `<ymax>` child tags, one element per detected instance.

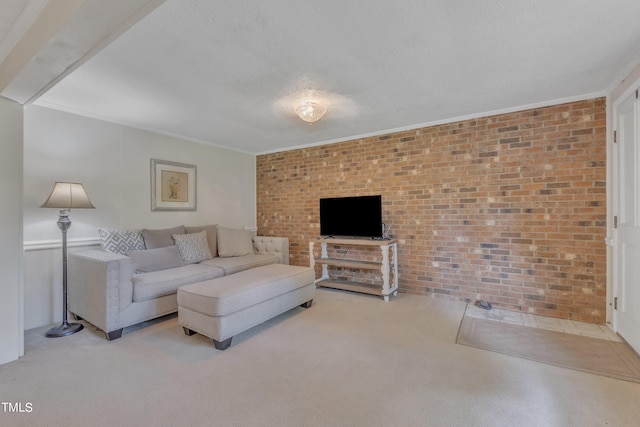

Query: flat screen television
<box><xmin>319</xmin><ymin>195</ymin><xmax>383</xmax><ymax>238</ymax></box>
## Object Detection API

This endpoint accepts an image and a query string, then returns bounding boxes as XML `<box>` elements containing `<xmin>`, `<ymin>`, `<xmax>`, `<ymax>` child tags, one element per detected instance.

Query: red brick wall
<box><xmin>256</xmin><ymin>98</ymin><xmax>606</xmax><ymax>323</ymax></box>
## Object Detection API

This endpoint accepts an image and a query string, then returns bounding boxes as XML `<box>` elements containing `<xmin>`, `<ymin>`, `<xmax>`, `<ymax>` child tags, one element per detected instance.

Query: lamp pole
<box><xmin>45</xmin><ymin>209</ymin><xmax>84</xmax><ymax>337</ymax></box>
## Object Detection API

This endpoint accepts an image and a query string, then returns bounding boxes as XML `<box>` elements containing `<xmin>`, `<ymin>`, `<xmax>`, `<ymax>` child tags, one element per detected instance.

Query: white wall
<box><xmin>23</xmin><ymin>105</ymin><xmax>256</xmax><ymax>329</ymax></box>
<box><xmin>0</xmin><ymin>97</ymin><xmax>24</xmax><ymax>365</ymax></box>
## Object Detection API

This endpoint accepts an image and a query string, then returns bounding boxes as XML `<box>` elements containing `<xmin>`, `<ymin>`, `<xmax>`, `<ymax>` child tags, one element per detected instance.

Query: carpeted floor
<box><xmin>457</xmin><ymin>309</ymin><xmax>640</xmax><ymax>384</ymax></box>
<box><xmin>2</xmin><ymin>290</ymin><xmax>640</xmax><ymax>426</ymax></box>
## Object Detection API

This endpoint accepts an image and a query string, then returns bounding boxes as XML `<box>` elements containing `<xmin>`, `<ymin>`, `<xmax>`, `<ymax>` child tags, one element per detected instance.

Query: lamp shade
<box><xmin>40</xmin><ymin>182</ymin><xmax>95</xmax><ymax>209</ymax></box>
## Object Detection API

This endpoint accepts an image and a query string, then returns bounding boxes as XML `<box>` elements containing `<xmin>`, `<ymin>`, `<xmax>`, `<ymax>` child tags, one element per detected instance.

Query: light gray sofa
<box><xmin>68</xmin><ymin>225</ymin><xmax>289</xmax><ymax>340</ymax></box>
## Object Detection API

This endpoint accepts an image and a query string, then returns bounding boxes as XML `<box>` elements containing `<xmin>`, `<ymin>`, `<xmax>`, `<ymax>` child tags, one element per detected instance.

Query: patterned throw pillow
<box><xmin>185</xmin><ymin>224</ymin><xmax>217</xmax><ymax>257</ymax></box>
<box><xmin>172</xmin><ymin>230</ymin><xmax>213</xmax><ymax>264</ymax></box>
<box><xmin>98</xmin><ymin>228</ymin><xmax>146</xmax><ymax>254</ymax></box>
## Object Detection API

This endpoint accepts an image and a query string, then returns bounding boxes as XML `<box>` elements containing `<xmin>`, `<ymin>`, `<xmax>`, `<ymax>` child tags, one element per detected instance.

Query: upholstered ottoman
<box><xmin>178</xmin><ymin>264</ymin><xmax>315</xmax><ymax>350</ymax></box>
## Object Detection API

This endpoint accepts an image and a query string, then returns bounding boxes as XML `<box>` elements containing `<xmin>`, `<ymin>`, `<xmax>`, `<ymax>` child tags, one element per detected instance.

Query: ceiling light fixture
<box><xmin>295</xmin><ymin>100</ymin><xmax>327</xmax><ymax>124</ymax></box>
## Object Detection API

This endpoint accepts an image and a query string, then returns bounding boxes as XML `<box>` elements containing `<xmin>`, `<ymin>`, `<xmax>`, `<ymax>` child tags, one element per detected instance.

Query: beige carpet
<box><xmin>3</xmin><ymin>290</ymin><xmax>640</xmax><ymax>426</ymax></box>
<box><xmin>457</xmin><ymin>308</ymin><xmax>640</xmax><ymax>384</ymax></box>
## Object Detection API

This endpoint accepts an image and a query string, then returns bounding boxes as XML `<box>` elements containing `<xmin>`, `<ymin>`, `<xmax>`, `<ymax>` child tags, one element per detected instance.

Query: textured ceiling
<box><xmin>32</xmin><ymin>0</ymin><xmax>640</xmax><ymax>154</ymax></box>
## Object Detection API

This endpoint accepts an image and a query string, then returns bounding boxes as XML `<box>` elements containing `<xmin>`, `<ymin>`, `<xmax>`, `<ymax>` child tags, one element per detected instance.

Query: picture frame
<box><xmin>150</xmin><ymin>159</ymin><xmax>197</xmax><ymax>211</ymax></box>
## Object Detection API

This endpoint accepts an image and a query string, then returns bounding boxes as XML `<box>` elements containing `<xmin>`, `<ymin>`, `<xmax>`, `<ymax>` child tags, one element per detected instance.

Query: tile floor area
<box><xmin>465</xmin><ymin>303</ymin><xmax>621</xmax><ymax>342</ymax></box>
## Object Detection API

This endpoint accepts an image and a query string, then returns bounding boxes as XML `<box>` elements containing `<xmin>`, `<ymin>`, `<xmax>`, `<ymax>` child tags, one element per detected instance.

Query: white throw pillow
<box><xmin>172</xmin><ymin>230</ymin><xmax>213</xmax><ymax>264</ymax></box>
<box><xmin>217</xmin><ymin>226</ymin><xmax>254</xmax><ymax>257</ymax></box>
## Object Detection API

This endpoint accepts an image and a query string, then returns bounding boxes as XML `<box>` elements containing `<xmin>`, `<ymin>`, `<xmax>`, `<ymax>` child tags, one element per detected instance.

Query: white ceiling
<box><xmin>4</xmin><ymin>0</ymin><xmax>640</xmax><ymax>154</ymax></box>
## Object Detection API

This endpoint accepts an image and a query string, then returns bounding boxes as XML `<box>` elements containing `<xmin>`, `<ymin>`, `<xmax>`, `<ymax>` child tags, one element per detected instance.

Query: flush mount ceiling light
<box><xmin>295</xmin><ymin>100</ymin><xmax>327</xmax><ymax>124</ymax></box>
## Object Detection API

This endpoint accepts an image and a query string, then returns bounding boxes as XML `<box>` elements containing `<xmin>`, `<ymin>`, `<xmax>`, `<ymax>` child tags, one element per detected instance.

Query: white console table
<box><xmin>309</xmin><ymin>237</ymin><xmax>398</xmax><ymax>302</ymax></box>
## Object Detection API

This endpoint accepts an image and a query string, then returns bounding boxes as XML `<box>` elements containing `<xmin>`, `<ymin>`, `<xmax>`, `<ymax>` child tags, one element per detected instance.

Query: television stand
<box><xmin>309</xmin><ymin>237</ymin><xmax>398</xmax><ymax>302</ymax></box>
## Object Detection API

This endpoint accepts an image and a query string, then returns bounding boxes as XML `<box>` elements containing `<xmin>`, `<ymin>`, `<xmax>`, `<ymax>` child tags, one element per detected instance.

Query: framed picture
<box><xmin>151</xmin><ymin>159</ymin><xmax>197</xmax><ymax>211</ymax></box>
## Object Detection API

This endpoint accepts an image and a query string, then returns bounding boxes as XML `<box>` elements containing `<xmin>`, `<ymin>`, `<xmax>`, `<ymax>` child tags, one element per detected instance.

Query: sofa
<box><xmin>68</xmin><ymin>224</ymin><xmax>289</xmax><ymax>340</ymax></box>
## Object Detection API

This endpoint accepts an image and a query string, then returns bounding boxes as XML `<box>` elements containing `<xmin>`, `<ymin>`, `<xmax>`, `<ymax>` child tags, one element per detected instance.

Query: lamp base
<box><xmin>45</xmin><ymin>321</ymin><xmax>84</xmax><ymax>338</ymax></box>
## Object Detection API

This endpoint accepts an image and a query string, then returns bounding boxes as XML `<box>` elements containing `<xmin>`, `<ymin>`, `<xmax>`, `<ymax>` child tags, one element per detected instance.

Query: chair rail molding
<box><xmin>24</xmin><ymin>237</ymin><xmax>100</xmax><ymax>252</ymax></box>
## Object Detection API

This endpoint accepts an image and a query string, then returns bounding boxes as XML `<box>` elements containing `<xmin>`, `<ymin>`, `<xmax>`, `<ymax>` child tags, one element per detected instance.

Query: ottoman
<box><xmin>178</xmin><ymin>264</ymin><xmax>315</xmax><ymax>350</ymax></box>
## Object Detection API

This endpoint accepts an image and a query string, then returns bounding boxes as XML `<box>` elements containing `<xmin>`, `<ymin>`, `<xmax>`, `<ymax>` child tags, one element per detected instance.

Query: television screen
<box><xmin>319</xmin><ymin>195</ymin><xmax>383</xmax><ymax>238</ymax></box>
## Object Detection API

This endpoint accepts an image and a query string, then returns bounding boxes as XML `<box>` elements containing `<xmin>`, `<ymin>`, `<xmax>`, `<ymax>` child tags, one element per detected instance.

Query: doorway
<box><xmin>613</xmin><ymin>87</ymin><xmax>640</xmax><ymax>352</ymax></box>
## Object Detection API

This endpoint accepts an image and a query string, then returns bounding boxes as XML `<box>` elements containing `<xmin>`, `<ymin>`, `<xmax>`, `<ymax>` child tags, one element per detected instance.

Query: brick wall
<box><xmin>256</xmin><ymin>98</ymin><xmax>606</xmax><ymax>323</ymax></box>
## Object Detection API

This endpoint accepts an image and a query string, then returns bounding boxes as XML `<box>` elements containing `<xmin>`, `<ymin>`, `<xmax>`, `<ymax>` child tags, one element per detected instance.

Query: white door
<box><xmin>614</xmin><ymin>88</ymin><xmax>640</xmax><ymax>352</ymax></box>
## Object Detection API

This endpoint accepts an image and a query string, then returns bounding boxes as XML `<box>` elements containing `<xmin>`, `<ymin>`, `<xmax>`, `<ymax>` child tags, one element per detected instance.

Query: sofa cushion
<box><xmin>98</xmin><ymin>228</ymin><xmax>145</xmax><ymax>254</ymax></box>
<box><xmin>132</xmin><ymin>264</ymin><xmax>224</xmax><ymax>303</ymax></box>
<box><xmin>217</xmin><ymin>226</ymin><xmax>254</xmax><ymax>257</ymax></box>
<box><xmin>141</xmin><ymin>225</ymin><xmax>185</xmax><ymax>249</ymax></box>
<box><xmin>200</xmin><ymin>253</ymin><xmax>279</xmax><ymax>275</ymax></box>
<box><xmin>173</xmin><ymin>230</ymin><xmax>212</xmax><ymax>264</ymax></box>
<box><xmin>185</xmin><ymin>224</ymin><xmax>217</xmax><ymax>257</ymax></box>
<box><xmin>127</xmin><ymin>246</ymin><xmax>185</xmax><ymax>273</ymax></box>
<box><xmin>178</xmin><ymin>264</ymin><xmax>315</xmax><ymax>317</ymax></box>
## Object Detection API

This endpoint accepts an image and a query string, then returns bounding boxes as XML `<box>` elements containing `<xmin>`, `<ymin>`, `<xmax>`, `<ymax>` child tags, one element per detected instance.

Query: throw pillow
<box><xmin>185</xmin><ymin>224</ymin><xmax>217</xmax><ymax>258</ymax></box>
<box><xmin>127</xmin><ymin>246</ymin><xmax>185</xmax><ymax>273</ymax></box>
<box><xmin>98</xmin><ymin>228</ymin><xmax>145</xmax><ymax>254</ymax></box>
<box><xmin>173</xmin><ymin>230</ymin><xmax>213</xmax><ymax>264</ymax></box>
<box><xmin>141</xmin><ymin>225</ymin><xmax>186</xmax><ymax>249</ymax></box>
<box><xmin>217</xmin><ymin>226</ymin><xmax>254</xmax><ymax>257</ymax></box>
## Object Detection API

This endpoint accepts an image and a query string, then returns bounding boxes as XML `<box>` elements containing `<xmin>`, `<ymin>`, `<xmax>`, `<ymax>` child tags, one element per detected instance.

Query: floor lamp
<box><xmin>41</xmin><ymin>182</ymin><xmax>95</xmax><ymax>338</ymax></box>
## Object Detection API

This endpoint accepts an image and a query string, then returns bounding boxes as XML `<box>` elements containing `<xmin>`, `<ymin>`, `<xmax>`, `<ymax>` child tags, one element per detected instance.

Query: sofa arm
<box><xmin>68</xmin><ymin>250</ymin><xmax>134</xmax><ymax>334</ymax></box>
<box><xmin>253</xmin><ymin>236</ymin><xmax>289</xmax><ymax>265</ymax></box>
